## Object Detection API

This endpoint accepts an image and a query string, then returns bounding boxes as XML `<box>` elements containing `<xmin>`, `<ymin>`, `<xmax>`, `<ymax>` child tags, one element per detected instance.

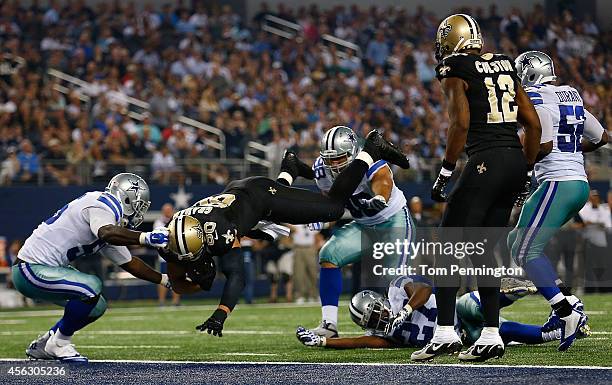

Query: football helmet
<box><xmin>435</xmin><ymin>14</ymin><xmax>483</xmax><ymax>61</ymax></box>
<box><xmin>105</xmin><ymin>173</ymin><xmax>151</xmax><ymax>228</ymax></box>
<box><xmin>349</xmin><ymin>290</ymin><xmax>393</xmax><ymax>333</ymax></box>
<box><xmin>320</xmin><ymin>126</ymin><xmax>360</xmax><ymax>178</ymax></box>
<box><xmin>515</xmin><ymin>51</ymin><xmax>557</xmax><ymax>87</ymax></box>
<box><xmin>167</xmin><ymin>215</ymin><xmax>204</xmax><ymax>261</ymax></box>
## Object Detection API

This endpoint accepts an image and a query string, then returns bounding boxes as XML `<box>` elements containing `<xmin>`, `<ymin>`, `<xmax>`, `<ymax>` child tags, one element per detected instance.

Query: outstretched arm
<box><xmin>167</xmin><ymin>261</ymin><xmax>202</xmax><ymax>294</ymax></box>
<box><xmin>515</xmin><ymin>84</ymin><xmax>542</xmax><ymax>166</ymax></box>
<box><xmin>120</xmin><ymin>256</ymin><xmax>165</xmax><ymax>285</ymax></box>
<box><xmin>324</xmin><ymin>335</ymin><xmax>396</xmax><ymax>349</ymax></box>
<box><xmin>581</xmin><ymin>109</ymin><xmax>608</xmax><ymax>153</ymax></box>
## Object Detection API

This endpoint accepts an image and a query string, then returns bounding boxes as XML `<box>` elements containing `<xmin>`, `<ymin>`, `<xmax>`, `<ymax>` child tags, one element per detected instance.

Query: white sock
<box><xmin>431</xmin><ymin>325</ymin><xmax>459</xmax><ymax>343</ymax></box>
<box><xmin>355</xmin><ymin>152</ymin><xmax>374</xmax><ymax>167</ymax></box>
<box><xmin>322</xmin><ymin>305</ymin><xmax>338</xmax><ymax>326</ymax></box>
<box><xmin>277</xmin><ymin>172</ymin><xmax>293</xmax><ymax>186</ymax></box>
<box><xmin>567</xmin><ymin>295</ymin><xmax>580</xmax><ymax>307</ymax></box>
<box><xmin>548</xmin><ymin>292</ymin><xmax>565</xmax><ymax>306</ymax></box>
<box><xmin>476</xmin><ymin>326</ymin><xmax>503</xmax><ymax>344</ymax></box>
<box><xmin>55</xmin><ymin>330</ymin><xmax>72</xmax><ymax>346</ymax></box>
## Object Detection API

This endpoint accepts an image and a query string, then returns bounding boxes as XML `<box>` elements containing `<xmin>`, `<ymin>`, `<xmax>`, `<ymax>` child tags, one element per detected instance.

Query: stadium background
<box><xmin>0</xmin><ymin>0</ymin><xmax>609</xmax><ymax>303</ymax></box>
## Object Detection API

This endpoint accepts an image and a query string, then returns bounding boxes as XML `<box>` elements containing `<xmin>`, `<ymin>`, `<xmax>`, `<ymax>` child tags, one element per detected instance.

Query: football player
<box><xmin>12</xmin><ymin>173</ymin><xmax>171</xmax><ymax>362</ymax></box>
<box><xmin>159</xmin><ymin>130</ymin><xmax>411</xmax><ymax>337</ymax></box>
<box><xmin>418</xmin><ymin>14</ymin><xmax>543</xmax><ymax>362</ymax></box>
<box><xmin>507</xmin><ymin>51</ymin><xmax>608</xmax><ymax>350</ymax></box>
<box><xmin>302</xmin><ymin>126</ymin><xmax>414</xmax><ymax>338</ymax></box>
<box><xmin>296</xmin><ymin>277</ymin><xmax>583</xmax><ymax>351</ymax></box>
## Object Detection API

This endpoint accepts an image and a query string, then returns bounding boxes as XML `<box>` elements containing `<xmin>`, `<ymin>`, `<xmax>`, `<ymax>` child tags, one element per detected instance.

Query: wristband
<box><xmin>403</xmin><ymin>304</ymin><xmax>413</xmax><ymax>316</ymax></box>
<box><xmin>440</xmin><ymin>159</ymin><xmax>455</xmax><ymax>177</ymax></box>
<box><xmin>138</xmin><ymin>232</ymin><xmax>147</xmax><ymax>245</ymax></box>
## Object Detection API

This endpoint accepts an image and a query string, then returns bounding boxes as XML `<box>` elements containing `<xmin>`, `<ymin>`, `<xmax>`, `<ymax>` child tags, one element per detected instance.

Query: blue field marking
<box><xmin>0</xmin><ymin>360</ymin><xmax>610</xmax><ymax>385</ymax></box>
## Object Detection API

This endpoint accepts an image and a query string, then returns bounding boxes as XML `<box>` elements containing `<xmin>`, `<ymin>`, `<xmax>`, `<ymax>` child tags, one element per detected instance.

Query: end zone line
<box><xmin>0</xmin><ymin>358</ymin><xmax>610</xmax><ymax>370</ymax></box>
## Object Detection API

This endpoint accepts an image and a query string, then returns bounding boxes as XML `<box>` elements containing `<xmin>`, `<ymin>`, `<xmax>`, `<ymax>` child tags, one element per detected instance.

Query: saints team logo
<box><xmin>438</xmin><ymin>65</ymin><xmax>451</xmax><ymax>76</ymax></box>
<box><xmin>477</xmin><ymin>162</ymin><xmax>487</xmax><ymax>174</ymax></box>
<box><xmin>440</xmin><ymin>24</ymin><xmax>452</xmax><ymax>38</ymax></box>
<box><xmin>222</xmin><ymin>229</ymin><xmax>236</xmax><ymax>245</ymax></box>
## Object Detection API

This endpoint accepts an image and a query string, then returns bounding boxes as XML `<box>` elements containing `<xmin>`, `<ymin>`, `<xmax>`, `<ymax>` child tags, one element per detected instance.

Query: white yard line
<box><xmin>79</xmin><ymin>345</ymin><xmax>181</xmax><ymax>349</ymax></box>
<box><xmin>0</xmin><ymin>329</ymin><xmax>363</xmax><ymax>336</ymax></box>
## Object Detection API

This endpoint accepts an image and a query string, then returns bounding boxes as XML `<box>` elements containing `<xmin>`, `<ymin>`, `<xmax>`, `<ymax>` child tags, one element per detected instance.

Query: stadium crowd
<box><xmin>0</xmin><ymin>1</ymin><xmax>609</xmax><ymax>185</ymax></box>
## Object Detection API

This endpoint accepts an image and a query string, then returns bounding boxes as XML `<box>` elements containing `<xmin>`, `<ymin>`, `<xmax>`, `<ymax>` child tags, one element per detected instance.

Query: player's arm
<box><xmin>403</xmin><ymin>280</ymin><xmax>433</xmax><ymax>311</ymax></box>
<box><xmin>581</xmin><ymin>109</ymin><xmax>608</xmax><ymax>153</ymax></box>
<box><xmin>323</xmin><ymin>335</ymin><xmax>396</xmax><ymax>349</ymax></box>
<box><xmin>167</xmin><ymin>261</ymin><xmax>202</xmax><ymax>294</ymax></box>
<box><xmin>97</xmin><ymin>224</ymin><xmax>168</xmax><ymax>248</ymax></box>
<box><xmin>515</xmin><ymin>84</ymin><xmax>542</xmax><ymax>166</ymax></box>
<box><xmin>533</xmin><ymin>107</ymin><xmax>553</xmax><ymax>159</ymax></box>
<box><xmin>370</xmin><ymin>165</ymin><xmax>393</xmax><ymax>201</ymax></box>
<box><xmin>120</xmin><ymin>256</ymin><xmax>167</xmax><ymax>286</ymax></box>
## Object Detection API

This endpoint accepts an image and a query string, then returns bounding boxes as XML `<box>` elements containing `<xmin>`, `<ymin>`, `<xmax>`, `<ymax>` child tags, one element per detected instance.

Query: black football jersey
<box><xmin>436</xmin><ymin>53</ymin><xmax>522</xmax><ymax>155</ymax></box>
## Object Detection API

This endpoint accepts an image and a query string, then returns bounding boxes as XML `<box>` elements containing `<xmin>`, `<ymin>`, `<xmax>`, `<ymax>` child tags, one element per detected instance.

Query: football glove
<box><xmin>140</xmin><ymin>227</ymin><xmax>169</xmax><ymax>248</ymax></box>
<box><xmin>390</xmin><ymin>305</ymin><xmax>413</xmax><ymax>331</ymax></box>
<box><xmin>515</xmin><ymin>172</ymin><xmax>533</xmax><ymax>208</ymax></box>
<box><xmin>159</xmin><ymin>273</ymin><xmax>172</xmax><ymax>289</ymax></box>
<box><xmin>196</xmin><ymin>309</ymin><xmax>227</xmax><ymax>337</ymax></box>
<box><xmin>307</xmin><ymin>222</ymin><xmax>323</xmax><ymax>231</ymax></box>
<box><xmin>431</xmin><ymin>164</ymin><xmax>454</xmax><ymax>203</ymax></box>
<box><xmin>296</xmin><ymin>326</ymin><xmax>326</xmax><ymax>347</ymax></box>
<box><xmin>358</xmin><ymin>195</ymin><xmax>388</xmax><ymax>211</ymax></box>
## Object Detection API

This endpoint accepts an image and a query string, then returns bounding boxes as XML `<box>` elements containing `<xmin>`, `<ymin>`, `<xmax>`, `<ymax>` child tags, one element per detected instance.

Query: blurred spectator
<box><xmin>290</xmin><ymin>225</ymin><xmax>319</xmax><ymax>304</ymax></box>
<box><xmin>154</xmin><ymin>203</ymin><xmax>181</xmax><ymax>306</ymax></box>
<box><xmin>151</xmin><ymin>146</ymin><xmax>178</xmax><ymax>184</ymax></box>
<box><xmin>0</xmin><ymin>146</ymin><xmax>19</xmax><ymax>185</ymax></box>
<box><xmin>579</xmin><ymin>190</ymin><xmax>612</xmax><ymax>292</ymax></box>
<box><xmin>257</xmin><ymin>238</ymin><xmax>293</xmax><ymax>303</ymax></box>
<box><xmin>16</xmin><ymin>139</ymin><xmax>39</xmax><ymax>183</ymax></box>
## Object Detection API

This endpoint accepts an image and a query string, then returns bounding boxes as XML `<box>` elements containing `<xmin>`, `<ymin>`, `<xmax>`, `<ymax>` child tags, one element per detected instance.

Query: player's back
<box><xmin>526</xmin><ymin>83</ymin><xmax>588</xmax><ymax>183</ymax></box>
<box><xmin>436</xmin><ymin>52</ymin><xmax>522</xmax><ymax>155</ymax></box>
<box><xmin>18</xmin><ymin>191</ymin><xmax>121</xmax><ymax>267</ymax></box>
<box><xmin>313</xmin><ymin>157</ymin><xmax>407</xmax><ymax>226</ymax></box>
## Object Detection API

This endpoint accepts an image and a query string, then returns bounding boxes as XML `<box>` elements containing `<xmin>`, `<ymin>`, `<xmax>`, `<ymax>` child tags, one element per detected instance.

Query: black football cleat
<box><xmin>458</xmin><ymin>343</ymin><xmax>505</xmax><ymax>362</ymax></box>
<box><xmin>410</xmin><ymin>340</ymin><xmax>462</xmax><ymax>362</ymax></box>
<box><xmin>363</xmin><ymin>130</ymin><xmax>410</xmax><ymax>169</ymax></box>
<box><xmin>281</xmin><ymin>151</ymin><xmax>315</xmax><ymax>180</ymax></box>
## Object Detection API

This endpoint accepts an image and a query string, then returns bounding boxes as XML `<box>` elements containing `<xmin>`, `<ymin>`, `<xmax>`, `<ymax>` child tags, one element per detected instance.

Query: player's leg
<box><xmin>313</xmin><ymin>221</ymin><xmax>364</xmax><ymax>337</ymax></box>
<box><xmin>12</xmin><ymin>263</ymin><xmax>106</xmax><ymax>362</ymax></box>
<box><xmin>508</xmin><ymin>180</ymin><xmax>590</xmax><ymax>350</ymax></box>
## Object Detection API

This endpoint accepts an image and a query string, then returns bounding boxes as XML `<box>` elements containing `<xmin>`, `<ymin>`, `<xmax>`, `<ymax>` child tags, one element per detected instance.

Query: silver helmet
<box><xmin>515</xmin><ymin>51</ymin><xmax>557</xmax><ymax>87</ymax></box>
<box><xmin>105</xmin><ymin>173</ymin><xmax>151</xmax><ymax>228</ymax></box>
<box><xmin>349</xmin><ymin>290</ymin><xmax>393</xmax><ymax>333</ymax></box>
<box><xmin>320</xmin><ymin>126</ymin><xmax>360</xmax><ymax>178</ymax></box>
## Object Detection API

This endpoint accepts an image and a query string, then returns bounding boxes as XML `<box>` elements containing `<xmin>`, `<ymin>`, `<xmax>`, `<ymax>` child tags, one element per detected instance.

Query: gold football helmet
<box><xmin>168</xmin><ymin>215</ymin><xmax>204</xmax><ymax>261</ymax></box>
<box><xmin>435</xmin><ymin>14</ymin><xmax>483</xmax><ymax>61</ymax></box>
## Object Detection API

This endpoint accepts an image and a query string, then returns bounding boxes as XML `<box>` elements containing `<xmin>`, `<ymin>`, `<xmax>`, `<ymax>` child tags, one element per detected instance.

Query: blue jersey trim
<box><xmin>366</xmin><ymin>160</ymin><xmax>387</xmax><ymax>178</ymax></box>
<box><xmin>103</xmin><ymin>193</ymin><xmax>123</xmax><ymax>217</ymax></box>
<box><xmin>98</xmin><ymin>196</ymin><xmax>120</xmax><ymax>222</ymax></box>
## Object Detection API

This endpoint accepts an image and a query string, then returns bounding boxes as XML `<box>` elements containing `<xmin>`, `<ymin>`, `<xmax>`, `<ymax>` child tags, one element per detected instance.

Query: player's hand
<box><xmin>515</xmin><ymin>173</ymin><xmax>533</xmax><ymax>208</ymax></box>
<box><xmin>141</xmin><ymin>227</ymin><xmax>169</xmax><ymax>248</ymax></box>
<box><xmin>431</xmin><ymin>173</ymin><xmax>451</xmax><ymax>202</ymax></box>
<box><xmin>296</xmin><ymin>326</ymin><xmax>325</xmax><ymax>347</ymax></box>
<box><xmin>160</xmin><ymin>273</ymin><xmax>172</xmax><ymax>289</ymax></box>
<box><xmin>196</xmin><ymin>309</ymin><xmax>227</xmax><ymax>337</ymax></box>
<box><xmin>307</xmin><ymin>222</ymin><xmax>323</xmax><ymax>231</ymax></box>
<box><xmin>390</xmin><ymin>306</ymin><xmax>413</xmax><ymax>331</ymax></box>
<box><xmin>358</xmin><ymin>195</ymin><xmax>388</xmax><ymax>211</ymax></box>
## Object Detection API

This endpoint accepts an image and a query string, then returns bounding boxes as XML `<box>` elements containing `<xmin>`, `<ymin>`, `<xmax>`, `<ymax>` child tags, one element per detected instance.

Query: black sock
<box><xmin>478</xmin><ymin>286</ymin><xmax>500</xmax><ymax>327</ymax></box>
<box><xmin>557</xmin><ymin>279</ymin><xmax>572</xmax><ymax>296</ymax></box>
<box><xmin>276</xmin><ymin>178</ymin><xmax>290</xmax><ymax>186</ymax></box>
<box><xmin>328</xmin><ymin>159</ymin><xmax>369</xmax><ymax>202</ymax></box>
<box><xmin>435</xmin><ymin>286</ymin><xmax>458</xmax><ymax>326</ymax></box>
<box><xmin>552</xmin><ymin>299</ymin><xmax>573</xmax><ymax>317</ymax></box>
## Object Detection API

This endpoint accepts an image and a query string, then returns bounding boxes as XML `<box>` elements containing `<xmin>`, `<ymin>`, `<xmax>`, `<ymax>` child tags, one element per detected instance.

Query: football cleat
<box><xmin>577</xmin><ymin>323</ymin><xmax>591</xmax><ymax>339</ymax></box>
<box><xmin>44</xmin><ymin>330</ymin><xmax>88</xmax><ymax>363</ymax></box>
<box><xmin>543</xmin><ymin>298</ymin><xmax>585</xmax><ymax>332</ymax></box>
<box><xmin>500</xmin><ymin>277</ymin><xmax>538</xmax><ymax>296</ymax></box>
<box><xmin>363</xmin><ymin>130</ymin><xmax>410</xmax><ymax>169</ymax></box>
<box><xmin>410</xmin><ymin>340</ymin><xmax>462</xmax><ymax>362</ymax></box>
<box><xmin>26</xmin><ymin>331</ymin><xmax>53</xmax><ymax>360</ymax></box>
<box><xmin>458</xmin><ymin>343</ymin><xmax>505</xmax><ymax>362</ymax></box>
<box><xmin>310</xmin><ymin>320</ymin><xmax>339</xmax><ymax>338</ymax></box>
<box><xmin>558</xmin><ymin>309</ymin><xmax>588</xmax><ymax>351</ymax></box>
<box><xmin>280</xmin><ymin>151</ymin><xmax>315</xmax><ymax>180</ymax></box>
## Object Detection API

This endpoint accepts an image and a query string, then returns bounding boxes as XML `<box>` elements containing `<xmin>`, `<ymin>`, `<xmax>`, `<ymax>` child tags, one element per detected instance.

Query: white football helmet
<box><xmin>105</xmin><ymin>173</ymin><xmax>151</xmax><ymax>228</ymax></box>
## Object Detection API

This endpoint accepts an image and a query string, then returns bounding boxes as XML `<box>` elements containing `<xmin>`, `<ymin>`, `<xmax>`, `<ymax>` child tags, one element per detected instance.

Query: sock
<box><xmin>499</xmin><ymin>322</ymin><xmax>544</xmax><ymax>344</ymax></box>
<box><xmin>524</xmin><ymin>255</ymin><xmax>563</xmax><ymax>302</ymax></box>
<box><xmin>327</xmin><ymin>160</ymin><xmax>369</xmax><ymax>202</ymax></box>
<box><xmin>58</xmin><ymin>298</ymin><xmax>98</xmax><ymax>337</ymax></box>
<box><xmin>552</xmin><ymin>298</ymin><xmax>573</xmax><ymax>318</ymax></box>
<box><xmin>55</xmin><ymin>330</ymin><xmax>72</xmax><ymax>346</ymax></box>
<box><xmin>432</xmin><ymin>325</ymin><xmax>458</xmax><ymax>343</ymax></box>
<box><xmin>319</xmin><ymin>267</ymin><xmax>342</xmax><ymax>324</ymax></box>
<box><xmin>567</xmin><ymin>295</ymin><xmax>580</xmax><ymax>307</ymax></box>
<box><xmin>556</xmin><ymin>278</ymin><xmax>572</xmax><ymax>296</ymax></box>
<box><xmin>435</xmin><ymin>286</ymin><xmax>458</xmax><ymax>326</ymax></box>
<box><xmin>355</xmin><ymin>151</ymin><xmax>374</xmax><ymax>167</ymax></box>
<box><xmin>476</xmin><ymin>326</ymin><xmax>503</xmax><ymax>344</ymax></box>
<box><xmin>277</xmin><ymin>172</ymin><xmax>293</xmax><ymax>186</ymax></box>
<box><xmin>50</xmin><ymin>320</ymin><xmax>61</xmax><ymax>333</ymax></box>
<box><xmin>478</xmin><ymin>286</ymin><xmax>500</xmax><ymax>327</ymax></box>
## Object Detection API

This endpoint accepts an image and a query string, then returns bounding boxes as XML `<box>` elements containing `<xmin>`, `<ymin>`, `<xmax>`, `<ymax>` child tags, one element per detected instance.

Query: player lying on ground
<box><xmin>507</xmin><ymin>51</ymin><xmax>609</xmax><ymax>352</ymax></box>
<box><xmin>12</xmin><ymin>173</ymin><xmax>171</xmax><ymax>362</ymax></box>
<box><xmin>296</xmin><ymin>276</ymin><xmax>590</xmax><ymax>351</ymax></box>
<box><xmin>287</xmin><ymin>126</ymin><xmax>414</xmax><ymax>338</ymax></box>
<box><xmin>158</xmin><ymin>130</ymin><xmax>411</xmax><ymax>337</ymax></box>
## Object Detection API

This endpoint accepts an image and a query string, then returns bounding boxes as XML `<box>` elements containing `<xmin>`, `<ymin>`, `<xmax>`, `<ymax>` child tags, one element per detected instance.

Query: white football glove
<box><xmin>307</xmin><ymin>222</ymin><xmax>323</xmax><ymax>231</ymax></box>
<box><xmin>296</xmin><ymin>326</ymin><xmax>326</xmax><ymax>347</ymax></box>
<box><xmin>160</xmin><ymin>273</ymin><xmax>172</xmax><ymax>289</ymax></box>
<box><xmin>140</xmin><ymin>227</ymin><xmax>170</xmax><ymax>248</ymax></box>
<box><xmin>390</xmin><ymin>305</ymin><xmax>413</xmax><ymax>331</ymax></box>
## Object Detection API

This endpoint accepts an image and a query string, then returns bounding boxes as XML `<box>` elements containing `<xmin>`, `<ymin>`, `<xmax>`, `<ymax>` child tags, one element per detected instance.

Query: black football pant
<box><xmin>235</xmin><ymin>159</ymin><xmax>369</xmax><ymax>224</ymax></box>
<box><xmin>435</xmin><ymin>147</ymin><xmax>527</xmax><ymax>328</ymax></box>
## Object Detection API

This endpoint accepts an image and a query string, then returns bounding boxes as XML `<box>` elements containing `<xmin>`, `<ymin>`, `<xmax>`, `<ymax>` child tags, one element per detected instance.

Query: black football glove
<box><xmin>515</xmin><ymin>172</ymin><xmax>533</xmax><ymax>208</ymax></box>
<box><xmin>431</xmin><ymin>161</ymin><xmax>455</xmax><ymax>202</ymax></box>
<box><xmin>196</xmin><ymin>309</ymin><xmax>227</xmax><ymax>337</ymax></box>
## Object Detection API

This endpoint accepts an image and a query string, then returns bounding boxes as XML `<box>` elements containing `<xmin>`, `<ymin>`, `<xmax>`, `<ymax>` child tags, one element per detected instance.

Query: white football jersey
<box><xmin>526</xmin><ymin>83</ymin><xmax>605</xmax><ymax>184</ymax></box>
<box><xmin>18</xmin><ymin>191</ymin><xmax>132</xmax><ymax>267</ymax></box>
<box><xmin>313</xmin><ymin>157</ymin><xmax>407</xmax><ymax>226</ymax></box>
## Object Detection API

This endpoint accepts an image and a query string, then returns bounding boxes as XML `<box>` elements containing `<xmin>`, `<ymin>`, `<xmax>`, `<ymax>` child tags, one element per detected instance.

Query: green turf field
<box><xmin>1</xmin><ymin>294</ymin><xmax>611</xmax><ymax>366</ymax></box>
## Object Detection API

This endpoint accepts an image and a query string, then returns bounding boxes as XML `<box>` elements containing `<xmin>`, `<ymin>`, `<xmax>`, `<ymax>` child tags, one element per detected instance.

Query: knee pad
<box><xmin>318</xmin><ymin>242</ymin><xmax>337</xmax><ymax>265</ymax></box>
<box><xmin>82</xmin><ymin>274</ymin><xmax>103</xmax><ymax>297</ymax></box>
<box><xmin>88</xmin><ymin>295</ymin><xmax>107</xmax><ymax>319</ymax></box>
